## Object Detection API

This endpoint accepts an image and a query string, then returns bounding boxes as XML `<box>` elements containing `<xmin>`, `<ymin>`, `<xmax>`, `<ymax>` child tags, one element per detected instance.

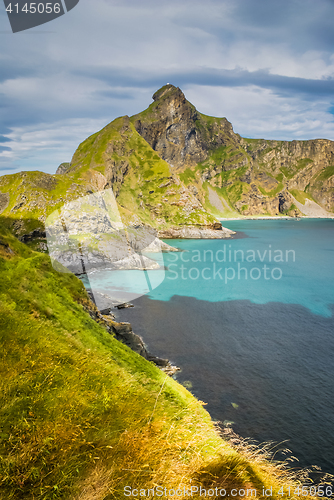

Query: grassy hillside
<box><xmin>1</xmin><ymin>85</ymin><xmax>334</xmax><ymax>251</ymax></box>
<box><xmin>70</xmin><ymin>116</ymin><xmax>218</xmax><ymax>228</ymax></box>
<box><xmin>0</xmin><ymin>220</ymin><xmax>317</xmax><ymax>499</ymax></box>
<box><xmin>0</xmin><ymin>114</ymin><xmax>218</xmax><ymax>245</ymax></box>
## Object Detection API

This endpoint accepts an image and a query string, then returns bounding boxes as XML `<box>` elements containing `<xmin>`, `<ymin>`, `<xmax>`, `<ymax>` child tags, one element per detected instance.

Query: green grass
<box><xmin>227</xmin><ymin>181</ymin><xmax>250</xmax><ymax>204</ymax></box>
<box><xmin>112</xmin><ymin>125</ymin><xmax>218</xmax><ymax>227</ymax></box>
<box><xmin>0</xmin><ymin>220</ymin><xmax>317</xmax><ymax>499</ymax></box>
<box><xmin>315</xmin><ymin>165</ymin><xmax>334</xmax><ymax>182</ymax></box>
<box><xmin>70</xmin><ymin>117</ymin><xmax>126</xmax><ymax>175</ymax></box>
<box><xmin>179</xmin><ymin>168</ymin><xmax>197</xmax><ymax>185</ymax></box>
<box><xmin>220</xmin><ymin>165</ymin><xmax>248</xmax><ymax>185</ymax></box>
<box><xmin>289</xmin><ymin>189</ymin><xmax>315</xmax><ymax>205</ymax></box>
<box><xmin>243</xmin><ymin>138</ymin><xmax>264</xmax><ymax>152</ymax></box>
<box><xmin>0</xmin><ymin>167</ymin><xmax>92</xmax><ymax>237</ymax></box>
<box><xmin>2</xmin><ymin>87</ymin><xmax>333</xmax><ymax>241</ymax></box>
<box><xmin>243</xmin><ymin>138</ymin><xmax>263</xmax><ymax>143</ymax></box>
<box><xmin>198</xmin><ymin>113</ymin><xmax>224</xmax><ymax>125</ymax></box>
<box><xmin>280</xmin><ymin>158</ymin><xmax>313</xmax><ymax>180</ymax></box>
<box><xmin>258</xmin><ymin>182</ymin><xmax>283</xmax><ymax>198</ymax></box>
<box><xmin>0</xmin><ymin>220</ymin><xmax>211</xmax><ymax>498</ymax></box>
<box><xmin>0</xmin><ymin>114</ymin><xmax>219</xmax><ymax>237</ymax></box>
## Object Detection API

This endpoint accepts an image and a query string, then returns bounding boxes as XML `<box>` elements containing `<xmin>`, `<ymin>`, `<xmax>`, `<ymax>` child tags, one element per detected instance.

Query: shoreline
<box><xmin>83</xmin><ymin>216</ymin><xmax>334</xmax><ymax>376</ymax></box>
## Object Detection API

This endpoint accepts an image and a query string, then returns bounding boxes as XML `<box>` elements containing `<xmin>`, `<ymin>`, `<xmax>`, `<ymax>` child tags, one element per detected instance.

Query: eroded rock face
<box><xmin>56</xmin><ymin>163</ymin><xmax>70</xmax><ymax>175</ymax></box>
<box><xmin>158</xmin><ymin>225</ymin><xmax>235</xmax><ymax>239</ymax></box>
<box><xmin>81</xmin><ymin>297</ymin><xmax>179</xmax><ymax>375</ymax></box>
<box><xmin>46</xmin><ymin>189</ymin><xmax>164</xmax><ymax>275</ymax></box>
<box><xmin>19</xmin><ymin>229</ymin><xmax>46</xmax><ymax>242</ymax></box>
<box><xmin>2</xmin><ymin>83</ymin><xmax>334</xmax><ymax>250</ymax></box>
<box><xmin>133</xmin><ymin>85</ymin><xmax>239</xmax><ymax>170</ymax></box>
<box><xmin>132</xmin><ymin>85</ymin><xmax>334</xmax><ymax>216</ymax></box>
<box><xmin>237</xmin><ymin>139</ymin><xmax>334</xmax><ymax>215</ymax></box>
<box><xmin>0</xmin><ymin>193</ymin><xmax>9</xmax><ymax>214</ymax></box>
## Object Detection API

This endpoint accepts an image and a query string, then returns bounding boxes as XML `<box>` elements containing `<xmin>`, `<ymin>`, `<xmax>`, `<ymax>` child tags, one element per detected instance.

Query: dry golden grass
<box><xmin>70</xmin><ymin>412</ymin><xmax>330</xmax><ymax>500</ymax></box>
<box><xmin>1</xmin><ymin>221</ymin><xmax>332</xmax><ymax>500</ymax></box>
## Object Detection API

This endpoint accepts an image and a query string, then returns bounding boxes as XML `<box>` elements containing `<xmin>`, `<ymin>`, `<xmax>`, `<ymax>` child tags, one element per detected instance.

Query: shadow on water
<box><xmin>115</xmin><ymin>295</ymin><xmax>334</xmax><ymax>476</ymax></box>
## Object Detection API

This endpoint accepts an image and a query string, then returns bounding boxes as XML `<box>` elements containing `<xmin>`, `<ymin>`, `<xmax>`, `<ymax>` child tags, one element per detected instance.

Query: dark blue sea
<box><xmin>84</xmin><ymin>219</ymin><xmax>334</xmax><ymax>475</ymax></box>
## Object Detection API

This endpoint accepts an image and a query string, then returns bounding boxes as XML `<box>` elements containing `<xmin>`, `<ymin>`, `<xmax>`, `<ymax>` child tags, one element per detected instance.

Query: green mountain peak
<box><xmin>1</xmin><ymin>85</ymin><xmax>334</xmax><ymax>248</ymax></box>
<box><xmin>152</xmin><ymin>83</ymin><xmax>180</xmax><ymax>101</ymax></box>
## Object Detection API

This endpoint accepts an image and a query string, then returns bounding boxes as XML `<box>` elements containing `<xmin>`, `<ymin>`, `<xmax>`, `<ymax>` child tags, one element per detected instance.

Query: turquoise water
<box><xmin>88</xmin><ymin>219</ymin><xmax>334</xmax><ymax>317</ymax></box>
<box><xmin>160</xmin><ymin>219</ymin><xmax>334</xmax><ymax>317</ymax></box>
<box><xmin>83</xmin><ymin>219</ymin><xmax>334</xmax><ymax>474</ymax></box>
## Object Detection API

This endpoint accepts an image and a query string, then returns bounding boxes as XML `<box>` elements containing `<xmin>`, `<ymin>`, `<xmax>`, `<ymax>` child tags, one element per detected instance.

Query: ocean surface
<box><xmin>83</xmin><ymin>219</ymin><xmax>334</xmax><ymax>475</ymax></box>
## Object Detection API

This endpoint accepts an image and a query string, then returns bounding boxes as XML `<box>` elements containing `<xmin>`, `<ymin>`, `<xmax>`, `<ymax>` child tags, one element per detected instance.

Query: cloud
<box><xmin>0</xmin><ymin>135</ymin><xmax>12</xmax><ymax>143</ymax></box>
<box><xmin>185</xmin><ymin>85</ymin><xmax>334</xmax><ymax>140</ymax></box>
<box><xmin>0</xmin><ymin>117</ymin><xmax>110</xmax><ymax>175</ymax></box>
<box><xmin>1</xmin><ymin>0</ymin><xmax>334</xmax><ymax>175</ymax></box>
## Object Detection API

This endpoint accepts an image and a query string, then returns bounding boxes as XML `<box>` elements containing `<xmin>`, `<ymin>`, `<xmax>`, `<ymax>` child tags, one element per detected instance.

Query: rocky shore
<box><xmin>158</xmin><ymin>224</ymin><xmax>235</xmax><ymax>239</ymax></box>
<box><xmin>85</xmin><ymin>290</ymin><xmax>180</xmax><ymax>376</ymax></box>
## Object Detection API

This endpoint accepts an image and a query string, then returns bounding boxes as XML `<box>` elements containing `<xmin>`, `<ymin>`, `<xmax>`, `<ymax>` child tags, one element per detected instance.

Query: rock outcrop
<box><xmin>0</xmin><ymin>193</ymin><xmax>9</xmax><ymax>214</ymax></box>
<box><xmin>133</xmin><ymin>84</ymin><xmax>238</xmax><ymax>170</ymax></box>
<box><xmin>109</xmin><ymin>320</ymin><xmax>180</xmax><ymax>376</ymax></box>
<box><xmin>132</xmin><ymin>85</ymin><xmax>334</xmax><ymax>217</ymax></box>
<box><xmin>158</xmin><ymin>225</ymin><xmax>235</xmax><ymax>239</ymax></box>
<box><xmin>56</xmin><ymin>162</ymin><xmax>71</xmax><ymax>175</ymax></box>
<box><xmin>82</xmin><ymin>296</ymin><xmax>179</xmax><ymax>376</ymax></box>
<box><xmin>45</xmin><ymin>189</ymin><xmax>167</xmax><ymax>274</ymax></box>
<box><xmin>1</xmin><ymin>83</ymin><xmax>334</xmax><ymax>250</ymax></box>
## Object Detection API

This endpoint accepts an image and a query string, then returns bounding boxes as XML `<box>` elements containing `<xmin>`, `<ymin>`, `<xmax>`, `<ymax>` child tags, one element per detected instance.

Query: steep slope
<box><xmin>0</xmin><ymin>219</ymin><xmax>310</xmax><ymax>499</ymax></box>
<box><xmin>0</xmin><ymin>113</ymin><xmax>229</xmax><ymax>248</ymax></box>
<box><xmin>68</xmin><ymin>115</ymin><xmax>226</xmax><ymax>235</ymax></box>
<box><xmin>132</xmin><ymin>84</ymin><xmax>334</xmax><ymax>218</ymax></box>
<box><xmin>1</xmin><ymin>83</ymin><xmax>334</xmax><ymax>250</ymax></box>
<box><xmin>131</xmin><ymin>85</ymin><xmax>243</xmax><ymax>170</ymax></box>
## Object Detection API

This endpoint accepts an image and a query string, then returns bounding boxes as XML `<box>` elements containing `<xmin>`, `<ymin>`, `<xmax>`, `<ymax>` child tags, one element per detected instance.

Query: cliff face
<box><xmin>132</xmin><ymin>85</ymin><xmax>238</xmax><ymax>170</ymax></box>
<box><xmin>131</xmin><ymin>85</ymin><xmax>334</xmax><ymax>217</ymax></box>
<box><xmin>237</xmin><ymin>138</ymin><xmax>334</xmax><ymax>215</ymax></box>
<box><xmin>0</xmin><ymin>83</ymin><xmax>334</xmax><ymax>246</ymax></box>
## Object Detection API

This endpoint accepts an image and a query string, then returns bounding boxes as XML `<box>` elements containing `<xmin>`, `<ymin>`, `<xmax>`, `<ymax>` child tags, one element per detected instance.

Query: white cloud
<box><xmin>0</xmin><ymin>117</ymin><xmax>110</xmax><ymax>175</ymax></box>
<box><xmin>185</xmin><ymin>84</ymin><xmax>334</xmax><ymax>140</ymax></box>
<box><xmin>1</xmin><ymin>0</ymin><xmax>334</xmax><ymax>175</ymax></box>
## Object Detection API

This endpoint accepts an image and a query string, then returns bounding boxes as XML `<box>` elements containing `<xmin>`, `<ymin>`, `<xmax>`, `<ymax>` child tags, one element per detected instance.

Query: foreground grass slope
<box><xmin>0</xmin><ymin>220</ymin><xmax>320</xmax><ymax>499</ymax></box>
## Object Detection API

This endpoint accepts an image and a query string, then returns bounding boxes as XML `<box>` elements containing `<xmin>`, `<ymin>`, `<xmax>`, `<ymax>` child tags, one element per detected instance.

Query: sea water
<box><xmin>83</xmin><ymin>219</ymin><xmax>334</xmax><ymax>474</ymax></box>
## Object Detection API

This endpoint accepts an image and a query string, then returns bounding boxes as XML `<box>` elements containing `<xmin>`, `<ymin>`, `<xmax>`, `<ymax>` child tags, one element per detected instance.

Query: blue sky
<box><xmin>1</xmin><ymin>0</ymin><xmax>334</xmax><ymax>176</ymax></box>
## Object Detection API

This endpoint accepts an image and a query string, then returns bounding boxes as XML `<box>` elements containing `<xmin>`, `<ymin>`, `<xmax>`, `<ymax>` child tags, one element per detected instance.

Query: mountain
<box><xmin>0</xmin><ymin>86</ymin><xmax>326</xmax><ymax>497</ymax></box>
<box><xmin>0</xmin><ymin>209</ymin><xmax>310</xmax><ymax>498</ymax></box>
<box><xmin>1</xmin><ymin>84</ymin><xmax>334</xmax><ymax>250</ymax></box>
<box><xmin>130</xmin><ymin>84</ymin><xmax>334</xmax><ymax>218</ymax></box>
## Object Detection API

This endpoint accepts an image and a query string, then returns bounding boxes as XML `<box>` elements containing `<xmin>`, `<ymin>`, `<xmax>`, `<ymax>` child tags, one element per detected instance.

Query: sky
<box><xmin>1</xmin><ymin>0</ymin><xmax>334</xmax><ymax>176</ymax></box>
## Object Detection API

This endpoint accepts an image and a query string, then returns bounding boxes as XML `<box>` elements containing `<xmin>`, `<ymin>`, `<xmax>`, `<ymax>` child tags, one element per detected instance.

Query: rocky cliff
<box><xmin>131</xmin><ymin>85</ymin><xmax>334</xmax><ymax>218</ymax></box>
<box><xmin>0</xmin><ymin>84</ymin><xmax>333</xmax><ymax>249</ymax></box>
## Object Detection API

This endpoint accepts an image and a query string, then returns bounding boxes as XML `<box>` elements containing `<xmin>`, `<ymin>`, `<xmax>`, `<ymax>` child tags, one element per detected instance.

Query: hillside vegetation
<box><xmin>0</xmin><ymin>85</ymin><xmax>333</xmax><ymax>498</ymax></box>
<box><xmin>1</xmin><ymin>84</ymin><xmax>334</xmax><ymax>248</ymax></box>
<box><xmin>0</xmin><ymin>219</ymin><xmax>320</xmax><ymax>499</ymax></box>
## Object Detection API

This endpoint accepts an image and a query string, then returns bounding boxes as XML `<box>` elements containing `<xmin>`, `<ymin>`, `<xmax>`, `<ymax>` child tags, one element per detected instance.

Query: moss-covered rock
<box><xmin>1</xmin><ymin>84</ymin><xmax>334</xmax><ymax>249</ymax></box>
